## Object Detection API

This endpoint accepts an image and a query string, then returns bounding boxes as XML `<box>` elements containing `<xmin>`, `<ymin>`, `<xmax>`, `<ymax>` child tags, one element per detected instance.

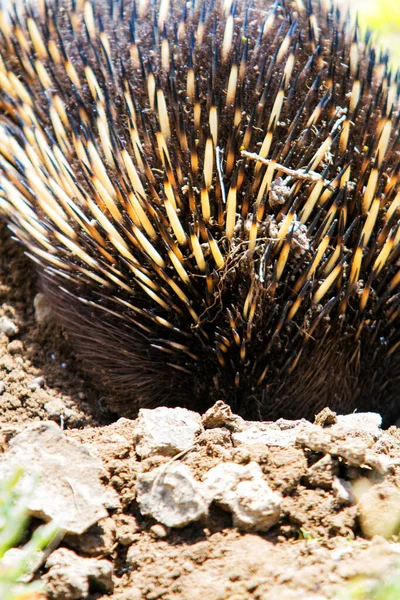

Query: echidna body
<box><xmin>0</xmin><ymin>0</ymin><xmax>399</xmax><ymax>423</ymax></box>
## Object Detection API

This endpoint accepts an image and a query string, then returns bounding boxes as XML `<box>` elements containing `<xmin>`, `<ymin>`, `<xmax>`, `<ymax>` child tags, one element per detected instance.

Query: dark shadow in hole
<box><xmin>0</xmin><ymin>223</ymin><xmax>118</xmax><ymax>427</ymax></box>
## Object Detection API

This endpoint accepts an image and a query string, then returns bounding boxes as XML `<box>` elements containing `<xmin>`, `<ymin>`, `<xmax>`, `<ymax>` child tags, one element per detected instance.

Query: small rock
<box><xmin>115</xmin><ymin>515</ymin><xmax>140</xmax><ymax>546</ymax></box>
<box><xmin>233</xmin><ymin>420</ymin><xmax>312</xmax><ymax>448</ymax></box>
<box><xmin>333</xmin><ymin>412</ymin><xmax>382</xmax><ymax>440</ymax></box>
<box><xmin>0</xmin><ymin>316</ymin><xmax>17</xmax><ymax>338</ymax></box>
<box><xmin>28</xmin><ymin>376</ymin><xmax>45</xmax><ymax>391</ymax></box>
<box><xmin>305</xmin><ymin>455</ymin><xmax>338</xmax><ymax>490</ymax></box>
<box><xmin>65</xmin><ymin>518</ymin><xmax>116</xmax><ymax>557</ymax></box>
<box><xmin>136</xmin><ymin>462</ymin><xmax>208</xmax><ymax>528</ymax></box>
<box><xmin>7</xmin><ymin>339</ymin><xmax>23</xmax><ymax>355</ymax></box>
<box><xmin>133</xmin><ymin>406</ymin><xmax>203</xmax><ymax>458</ymax></box>
<box><xmin>297</xmin><ymin>424</ymin><xmax>389</xmax><ymax>473</ymax></box>
<box><xmin>332</xmin><ymin>477</ymin><xmax>354</xmax><ymax>505</ymax></box>
<box><xmin>44</xmin><ymin>399</ymin><xmax>74</xmax><ymax>422</ymax></box>
<box><xmin>44</xmin><ymin>548</ymin><xmax>113</xmax><ymax>600</ymax></box>
<box><xmin>34</xmin><ymin>293</ymin><xmax>53</xmax><ymax>324</ymax></box>
<box><xmin>203</xmin><ymin>461</ymin><xmax>282</xmax><ymax>532</ymax></box>
<box><xmin>202</xmin><ymin>401</ymin><xmax>246</xmax><ymax>431</ymax></box>
<box><xmin>150</xmin><ymin>523</ymin><xmax>169</xmax><ymax>539</ymax></box>
<box><xmin>0</xmin><ymin>422</ymin><xmax>119</xmax><ymax>534</ymax></box>
<box><xmin>0</xmin><ymin>381</ymin><xmax>5</xmax><ymax>395</ymax></box>
<box><xmin>297</xmin><ymin>424</ymin><xmax>358</xmax><ymax>454</ymax></box>
<box><xmin>314</xmin><ymin>407</ymin><xmax>337</xmax><ymax>427</ymax></box>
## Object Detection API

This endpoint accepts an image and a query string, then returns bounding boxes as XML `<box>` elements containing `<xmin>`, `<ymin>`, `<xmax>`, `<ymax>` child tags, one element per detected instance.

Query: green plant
<box><xmin>360</xmin><ymin>0</ymin><xmax>400</xmax><ymax>33</ymax></box>
<box><xmin>0</xmin><ymin>468</ymin><xmax>59</xmax><ymax>600</ymax></box>
<box><xmin>336</xmin><ymin>569</ymin><xmax>400</xmax><ymax>600</ymax></box>
<box><xmin>297</xmin><ymin>527</ymin><xmax>316</xmax><ymax>541</ymax></box>
<box><xmin>356</xmin><ymin>0</ymin><xmax>400</xmax><ymax>65</ymax></box>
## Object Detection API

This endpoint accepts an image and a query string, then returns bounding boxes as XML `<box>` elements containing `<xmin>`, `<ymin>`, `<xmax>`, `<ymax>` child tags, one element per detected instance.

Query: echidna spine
<box><xmin>0</xmin><ymin>0</ymin><xmax>399</xmax><ymax>423</ymax></box>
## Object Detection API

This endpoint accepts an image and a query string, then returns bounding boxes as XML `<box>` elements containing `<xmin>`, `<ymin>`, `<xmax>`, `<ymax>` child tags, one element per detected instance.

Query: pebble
<box><xmin>202</xmin><ymin>400</ymin><xmax>247</xmax><ymax>431</ymax></box>
<box><xmin>203</xmin><ymin>461</ymin><xmax>282</xmax><ymax>532</ymax></box>
<box><xmin>333</xmin><ymin>412</ymin><xmax>383</xmax><ymax>440</ymax></box>
<box><xmin>133</xmin><ymin>406</ymin><xmax>203</xmax><ymax>458</ymax></box>
<box><xmin>305</xmin><ymin>455</ymin><xmax>338</xmax><ymax>490</ymax></box>
<box><xmin>115</xmin><ymin>515</ymin><xmax>140</xmax><ymax>547</ymax></box>
<box><xmin>232</xmin><ymin>419</ymin><xmax>313</xmax><ymax>448</ymax></box>
<box><xmin>66</xmin><ymin>517</ymin><xmax>116</xmax><ymax>557</ymax></box>
<box><xmin>44</xmin><ymin>398</ymin><xmax>66</xmax><ymax>417</ymax></box>
<box><xmin>332</xmin><ymin>477</ymin><xmax>354</xmax><ymax>505</ymax></box>
<box><xmin>44</xmin><ymin>398</ymin><xmax>76</xmax><ymax>423</ymax></box>
<box><xmin>0</xmin><ymin>381</ymin><xmax>5</xmax><ymax>395</ymax></box>
<box><xmin>44</xmin><ymin>548</ymin><xmax>113</xmax><ymax>600</ymax></box>
<box><xmin>28</xmin><ymin>376</ymin><xmax>45</xmax><ymax>391</ymax></box>
<box><xmin>7</xmin><ymin>339</ymin><xmax>23</xmax><ymax>355</ymax></box>
<box><xmin>136</xmin><ymin>462</ymin><xmax>208</xmax><ymax>528</ymax></box>
<box><xmin>137</xmin><ymin>458</ymin><xmax>282</xmax><ymax>533</ymax></box>
<box><xmin>149</xmin><ymin>524</ymin><xmax>169</xmax><ymax>539</ymax></box>
<box><xmin>0</xmin><ymin>316</ymin><xmax>17</xmax><ymax>338</ymax></box>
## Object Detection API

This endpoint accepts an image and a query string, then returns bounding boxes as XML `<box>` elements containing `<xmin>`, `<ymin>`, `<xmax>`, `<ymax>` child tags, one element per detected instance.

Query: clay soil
<box><xmin>2</xmin><ymin>223</ymin><xmax>400</xmax><ymax>600</ymax></box>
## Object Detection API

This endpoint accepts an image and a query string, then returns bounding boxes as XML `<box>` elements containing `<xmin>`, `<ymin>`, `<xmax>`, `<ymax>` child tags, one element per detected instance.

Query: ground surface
<box><xmin>2</xmin><ymin>228</ymin><xmax>400</xmax><ymax>600</ymax></box>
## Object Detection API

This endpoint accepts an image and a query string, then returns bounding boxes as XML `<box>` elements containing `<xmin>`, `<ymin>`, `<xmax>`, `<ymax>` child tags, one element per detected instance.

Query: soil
<box><xmin>2</xmin><ymin>223</ymin><xmax>400</xmax><ymax>600</ymax></box>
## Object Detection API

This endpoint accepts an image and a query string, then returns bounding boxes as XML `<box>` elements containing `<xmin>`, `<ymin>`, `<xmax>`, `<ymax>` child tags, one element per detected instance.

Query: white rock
<box><xmin>136</xmin><ymin>462</ymin><xmax>208</xmax><ymax>528</ymax></box>
<box><xmin>44</xmin><ymin>399</ymin><xmax>75</xmax><ymax>422</ymax></box>
<box><xmin>333</xmin><ymin>412</ymin><xmax>382</xmax><ymax>440</ymax></box>
<box><xmin>232</xmin><ymin>419</ymin><xmax>313</xmax><ymax>448</ymax></box>
<box><xmin>0</xmin><ymin>316</ymin><xmax>17</xmax><ymax>338</ymax></box>
<box><xmin>133</xmin><ymin>407</ymin><xmax>203</xmax><ymax>458</ymax></box>
<box><xmin>44</xmin><ymin>548</ymin><xmax>113</xmax><ymax>600</ymax></box>
<box><xmin>0</xmin><ymin>422</ymin><xmax>119</xmax><ymax>534</ymax></box>
<box><xmin>203</xmin><ymin>462</ymin><xmax>282</xmax><ymax>532</ymax></box>
<box><xmin>28</xmin><ymin>376</ymin><xmax>45</xmax><ymax>390</ymax></box>
<box><xmin>202</xmin><ymin>401</ymin><xmax>247</xmax><ymax>431</ymax></box>
<box><xmin>332</xmin><ymin>477</ymin><xmax>354</xmax><ymax>505</ymax></box>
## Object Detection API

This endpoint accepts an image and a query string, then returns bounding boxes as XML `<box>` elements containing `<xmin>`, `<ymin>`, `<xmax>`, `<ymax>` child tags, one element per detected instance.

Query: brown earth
<box><xmin>2</xmin><ymin>223</ymin><xmax>400</xmax><ymax>600</ymax></box>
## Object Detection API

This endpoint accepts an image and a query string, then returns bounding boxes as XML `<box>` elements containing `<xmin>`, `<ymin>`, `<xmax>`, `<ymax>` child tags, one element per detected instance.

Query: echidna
<box><xmin>0</xmin><ymin>0</ymin><xmax>399</xmax><ymax>423</ymax></box>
